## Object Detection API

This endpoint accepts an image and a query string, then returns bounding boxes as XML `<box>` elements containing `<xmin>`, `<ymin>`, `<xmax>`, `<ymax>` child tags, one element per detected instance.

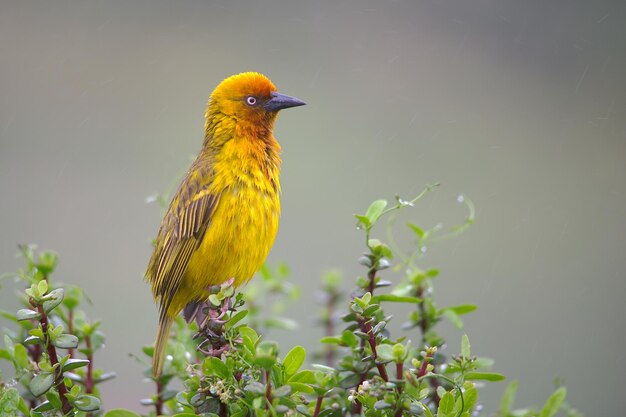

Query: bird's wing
<box><xmin>146</xmin><ymin>162</ymin><xmax>219</xmax><ymax>318</ymax></box>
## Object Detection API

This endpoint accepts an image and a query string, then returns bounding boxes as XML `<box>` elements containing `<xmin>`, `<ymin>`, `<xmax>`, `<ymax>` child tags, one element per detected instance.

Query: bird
<box><xmin>145</xmin><ymin>72</ymin><xmax>305</xmax><ymax>377</ymax></box>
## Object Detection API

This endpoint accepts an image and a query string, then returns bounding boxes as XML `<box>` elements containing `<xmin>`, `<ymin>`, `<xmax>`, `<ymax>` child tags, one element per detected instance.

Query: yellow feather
<box><xmin>145</xmin><ymin>72</ymin><xmax>303</xmax><ymax>377</ymax></box>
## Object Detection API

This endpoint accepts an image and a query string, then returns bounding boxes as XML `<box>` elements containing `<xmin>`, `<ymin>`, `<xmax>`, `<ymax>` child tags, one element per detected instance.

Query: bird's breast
<box><xmin>184</xmin><ymin>149</ymin><xmax>281</xmax><ymax>295</ymax></box>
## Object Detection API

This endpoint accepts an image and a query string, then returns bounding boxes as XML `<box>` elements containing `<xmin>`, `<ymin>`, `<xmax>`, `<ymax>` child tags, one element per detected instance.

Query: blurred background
<box><xmin>1</xmin><ymin>0</ymin><xmax>625</xmax><ymax>414</ymax></box>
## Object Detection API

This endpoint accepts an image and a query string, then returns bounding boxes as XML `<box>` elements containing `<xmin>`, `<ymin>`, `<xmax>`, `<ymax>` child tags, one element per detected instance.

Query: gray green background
<box><xmin>1</xmin><ymin>0</ymin><xmax>625</xmax><ymax>414</ymax></box>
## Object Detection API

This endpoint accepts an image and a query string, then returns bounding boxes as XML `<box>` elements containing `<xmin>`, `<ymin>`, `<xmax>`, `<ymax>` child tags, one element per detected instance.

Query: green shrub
<box><xmin>0</xmin><ymin>187</ymin><xmax>582</xmax><ymax>417</ymax></box>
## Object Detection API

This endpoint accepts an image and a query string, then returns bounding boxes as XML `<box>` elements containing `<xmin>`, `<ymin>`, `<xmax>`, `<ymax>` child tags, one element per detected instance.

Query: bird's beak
<box><xmin>264</xmin><ymin>92</ymin><xmax>306</xmax><ymax>112</ymax></box>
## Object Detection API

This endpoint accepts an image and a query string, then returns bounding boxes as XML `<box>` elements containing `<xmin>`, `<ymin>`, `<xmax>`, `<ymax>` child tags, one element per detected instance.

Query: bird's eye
<box><xmin>246</xmin><ymin>96</ymin><xmax>257</xmax><ymax>106</ymax></box>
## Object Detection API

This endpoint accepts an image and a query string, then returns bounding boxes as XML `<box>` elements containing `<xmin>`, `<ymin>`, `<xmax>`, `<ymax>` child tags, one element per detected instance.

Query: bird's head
<box><xmin>207</xmin><ymin>72</ymin><xmax>305</xmax><ymax>130</ymax></box>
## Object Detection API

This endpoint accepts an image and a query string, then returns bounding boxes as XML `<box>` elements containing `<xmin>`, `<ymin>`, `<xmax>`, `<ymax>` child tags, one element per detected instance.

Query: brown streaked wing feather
<box><xmin>147</xmin><ymin>164</ymin><xmax>218</xmax><ymax>317</ymax></box>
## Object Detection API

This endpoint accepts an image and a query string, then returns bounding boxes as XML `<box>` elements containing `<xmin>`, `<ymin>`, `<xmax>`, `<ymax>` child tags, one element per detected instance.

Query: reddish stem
<box><xmin>155</xmin><ymin>379</ymin><xmax>164</xmax><ymax>415</ymax></box>
<box><xmin>85</xmin><ymin>334</ymin><xmax>94</xmax><ymax>394</ymax></box>
<box><xmin>417</xmin><ymin>351</ymin><xmax>432</xmax><ymax>378</ymax></box>
<box><xmin>265</xmin><ymin>369</ymin><xmax>272</xmax><ymax>407</ymax></box>
<box><xmin>359</xmin><ymin>318</ymin><xmax>388</xmax><ymax>382</ymax></box>
<box><xmin>35</xmin><ymin>303</ymin><xmax>72</xmax><ymax>414</ymax></box>
<box><xmin>367</xmin><ymin>268</ymin><xmax>376</xmax><ymax>295</ymax></box>
<box><xmin>351</xmin><ymin>374</ymin><xmax>365</xmax><ymax>415</ymax></box>
<box><xmin>394</xmin><ymin>362</ymin><xmax>405</xmax><ymax>417</ymax></box>
<box><xmin>415</xmin><ymin>286</ymin><xmax>441</xmax><ymax>407</ymax></box>
<box><xmin>312</xmin><ymin>395</ymin><xmax>324</xmax><ymax>417</ymax></box>
<box><xmin>396</xmin><ymin>362</ymin><xmax>403</xmax><ymax>380</ymax></box>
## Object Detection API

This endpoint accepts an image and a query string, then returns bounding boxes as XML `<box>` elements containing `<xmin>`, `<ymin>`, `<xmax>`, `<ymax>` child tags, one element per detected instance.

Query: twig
<box><xmin>85</xmin><ymin>334</ymin><xmax>94</xmax><ymax>394</ymax></box>
<box><xmin>312</xmin><ymin>395</ymin><xmax>324</xmax><ymax>417</ymax></box>
<box><xmin>265</xmin><ymin>369</ymin><xmax>272</xmax><ymax>408</ymax></box>
<box><xmin>359</xmin><ymin>318</ymin><xmax>388</xmax><ymax>382</ymax></box>
<box><xmin>35</xmin><ymin>303</ymin><xmax>72</xmax><ymax>414</ymax></box>
<box><xmin>155</xmin><ymin>378</ymin><xmax>164</xmax><ymax>416</ymax></box>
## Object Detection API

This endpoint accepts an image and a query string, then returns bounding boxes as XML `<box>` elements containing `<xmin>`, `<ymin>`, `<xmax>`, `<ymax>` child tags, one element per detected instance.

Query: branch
<box><xmin>35</xmin><ymin>303</ymin><xmax>72</xmax><ymax>414</ymax></box>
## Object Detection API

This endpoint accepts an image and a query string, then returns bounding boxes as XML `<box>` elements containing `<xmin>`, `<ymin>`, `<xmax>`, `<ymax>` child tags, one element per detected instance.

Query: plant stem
<box><xmin>359</xmin><ymin>318</ymin><xmax>388</xmax><ymax>382</ymax></box>
<box><xmin>417</xmin><ymin>349</ymin><xmax>441</xmax><ymax>407</ymax></box>
<box><xmin>155</xmin><ymin>379</ymin><xmax>164</xmax><ymax>416</ymax></box>
<box><xmin>312</xmin><ymin>395</ymin><xmax>324</xmax><ymax>417</ymax></box>
<box><xmin>351</xmin><ymin>374</ymin><xmax>365</xmax><ymax>416</ymax></box>
<box><xmin>415</xmin><ymin>286</ymin><xmax>428</xmax><ymax>344</ymax></box>
<box><xmin>85</xmin><ymin>334</ymin><xmax>94</xmax><ymax>394</ymax></box>
<box><xmin>394</xmin><ymin>362</ymin><xmax>404</xmax><ymax>417</ymax></box>
<box><xmin>396</xmin><ymin>362</ymin><xmax>403</xmax><ymax>380</ymax></box>
<box><xmin>265</xmin><ymin>369</ymin><xmax>272</xmax><ymax>408</ymax></box>
<box><xmin>35</xmin><ymin>303</ymin><xmax>72</xmax><ymax>414</ymax></box>
<box><xmin>367</xmin><ymin>268</ymin><xmax>376</xmax><ymax>295</ymax></box>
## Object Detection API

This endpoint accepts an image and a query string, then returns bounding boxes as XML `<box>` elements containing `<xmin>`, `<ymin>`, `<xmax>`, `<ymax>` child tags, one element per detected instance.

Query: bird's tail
<box><xmin>153</xmin><ymin>313</ymin><xmax>173</xmax><ymax>377</ymax></box>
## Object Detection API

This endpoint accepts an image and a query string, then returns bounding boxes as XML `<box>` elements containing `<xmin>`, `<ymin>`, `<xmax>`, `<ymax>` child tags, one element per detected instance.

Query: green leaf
<box><xmin>341</xmin><ymin>330</ymin><xmax>358</xmax><ymax>348</ymax></box>
<box><xmin>355</xmin><ymin>214</ymin><xmax>371</xmax><ymax>229</ymax></box>
<box><xmin>46</xmin><ymin>391</ymin><xmax>62</xmax><ymax>409</ymax></box>
<box><xmin>32</xmin><ymin>400</ymin><xmax>55</xmax><ymax>412</ymax></box>
<box><xmin>289</xmin><ymin>370</ymin><xmax>317</xmax><ymax>384</ymax></box>
<box><xmin>461</xmin><ymin>382</ymin><xmax>478</xmax><ymax>412</ymax></box>
<box><xmin>538</xmin><ymin>387</ymin><xmax>567</xmax><ymax>417</ymax></box>
<box><xmin>311</xmin><ymin>364</ymin><xmax>335</xmax><ymax>373</ymax></box>
<box><xmin>461</xmin><ymin>334</ymin><xmax>471</xmax><ymax>358</ymax></box>
<box><xmin>13</xmin><ymin>344</ymin><xmax>30</xmax><ymax>369</ymax></box>
<box><xmin>208</xmin><ymin>294</ymin><xmax>220</xmax><ymax>306</ymax></box>
<box><xmin>4</xmin><ymin>335</ymin><xmax>15</xmax><ymax>354</ymax></box>
<box><xmin>408</xmin><ymin>223</ymin><xmax>424</xmax><ymax>239</ymax></box>
<box><xmin>244</xmin><ymin>381</ymin><xmax>266</xmax><ymax>395</ymax></box>
<box><xmin>372</xmin><ymin>294</ymin><xmax>421</xmax><ymax>304</ymax></box>
<box><xmin>464</xmin><ymin>372</ymin><xmax>506</xmax><ymax>382</ymax></box>
<box><xmin>339</xmin><ymin>373</ymin><xmax>361</xmax><ymax>389</ymax></box>
<box><xmin>254</xmin><ymin>355</ymin><xmax>276</xmax><ymax>370</ymax></box>
<box><xmin>42</xmin><ymin>288</ymin><xmax>64</xmax><ymax>313</ymax></box>
<box><xmin>16</xmin><ymin>308</ymin><xmax>40</xmax><ymax>321</ymax></box>
<box><xmin>29</xmin><ymin>372</ymin><xmax>55</xmax><ymax>397</ymax></box>
<box><xmin>499</xmin><ymin>380</ymin><xmax>518</xmax><ymax>415</ymax></box>
<box><xmin>366</xmin><ymin>199</ymin><xmax>387</xmax><ymax>224</ymax></box>
<box><xmin>283</xmin><ymin>345</ymin><xmax>306</xmax><ymax>377</ymax></box>
<box><xmin>374</xmin><ymin>400</ymin><xmax>392</xmax><ymax>409</ymax></box>
<box><xmin>73</xmin><ymin>394</ymin><xmax>101</xmax><ymax>412</ymax></box>
<box><xmin>273</xmin><ymin>385</ymin><xmax>291</xmax><ymax>398</ymax></box>
<box><xmin>288</xmin><ymin>382</ymin><xmax>314</xmax><ymax>394</ymax></box>
<box><xmin>437</xmin><ymin>391</ymin><xmax>455</xmax><ymax>417</ymax></box>
<box><xmin>62</xmin><ymin>285</ymin><xmax>83</xmax><ymax>310</ymax></box>
<box><xmin>172</xmin><ymin>414</ymin><xmax>203</xmax><ymax>417</ymax></box>
<box><xmin>442</xmin><ymin>309</ymin><xmax>464</xmax><ymax>329</ymax></box>
<box><xmin>441</xmin><ymin>304</ymin><xmax>477</xmax><ymax>316</ymax></box>
<box><xmin>37</xmin><ymin>279</ymin><xmax>48</xmax><ymax>296</ymax></box>
<box><xmin>203</xmin><ymin>357</ymin><xmax>230</xmax><ymax>380</ymax></box>
<box><xmin>319</xmin><ymin>336</ymin><xmax>342</xmax><ymax>344</ymax></box>
<box><xmin>24</xmin><ymin>335</ymin><xmax>43</xmax><ymax>345</ymax></box>
<box><xmin>239</xmin><ymin>326</ymin><xmax>259</xmax><ymax>345</ymax></box>
<box><xmin>225</xmin><ymin>310</ymin><xmax>248</xmax><ymax>329</ymax></box>
<box><xmin>376</xmin><ymin>344</ymin><xmax>395</xmax><ymax>362</ymax></box>
<box><xmin>36</xmin><ymin>251</ymin><xmax>58</xmax><ymax>275</ymax></box>
<box><xmin>96</xmin><ymin>372</ymin><xmax>117</xmax><ymax>383</ymax></box>
<box><xmin>53</xmin><ymin>334</ymin><xmax>79</xmax><ymax>349</ymax></box>
<box><xmin>0</xmin><ymin>388</ymin><xmax>22</xmax><ymax>414</ymax></box>
<box><xmin>420</xmin><ymin>403</ymin><xmax>435</xmax><ymax>417</ymax></box>
<box><xmin>62</xmin><ymin>358</ymin><xmax>90</xmax><ymax>371</ymax></box>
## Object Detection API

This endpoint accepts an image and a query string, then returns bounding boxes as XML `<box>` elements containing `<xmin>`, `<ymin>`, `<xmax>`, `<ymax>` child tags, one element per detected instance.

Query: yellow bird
<box><xmin>146</xmin><ymin>72</ymin><xmax>305</xmax><ymax>376</ymax></box>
